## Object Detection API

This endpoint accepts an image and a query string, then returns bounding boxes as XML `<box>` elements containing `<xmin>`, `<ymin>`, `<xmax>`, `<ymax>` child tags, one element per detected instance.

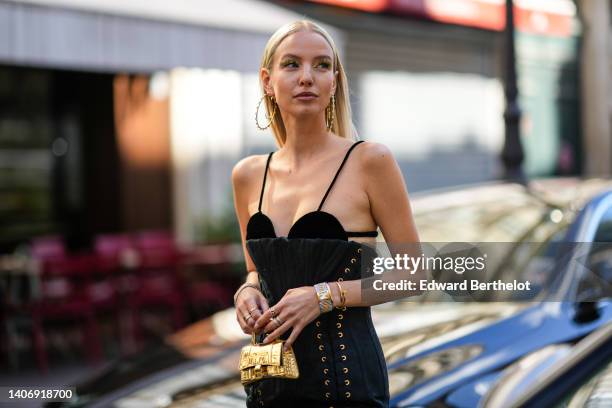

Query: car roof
<box><xmin>410</xmin><ymin>177</ymin><xmax>612</xmax><ymax>214</ymax></box>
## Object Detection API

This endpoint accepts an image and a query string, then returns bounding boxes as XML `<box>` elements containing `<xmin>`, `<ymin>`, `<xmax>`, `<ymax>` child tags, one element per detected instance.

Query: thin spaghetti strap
<box><xmin>258</xmin><ymin>152</ymin><xmax>274</xmax><ymax>212</ymax></box>
<box><xmin>317</xmin><ymin>140</ymin><xmax>365</xmax><ymax>211</ymax></box>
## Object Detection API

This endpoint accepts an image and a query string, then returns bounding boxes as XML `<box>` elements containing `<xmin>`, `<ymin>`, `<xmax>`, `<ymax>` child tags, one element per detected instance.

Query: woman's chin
<box><xmin>290</xmin><ymin>107</ymin><xmax>323</xmax><ymax>117</ymax></box>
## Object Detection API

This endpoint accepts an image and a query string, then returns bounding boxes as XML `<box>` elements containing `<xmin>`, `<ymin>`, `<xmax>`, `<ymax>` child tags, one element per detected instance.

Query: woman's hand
<box><xmin>235</xmin><ymin>286</ymin><xmax>269</xmax><ymax>335</ymax></box>
<box><xmin>254</xmin><ymin>286</ymin><xmax>320</xmax><ymax>352</ymax></box>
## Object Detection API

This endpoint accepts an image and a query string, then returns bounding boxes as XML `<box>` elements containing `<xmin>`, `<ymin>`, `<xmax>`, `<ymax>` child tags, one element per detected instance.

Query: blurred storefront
<box><xmin>274</xmin><ymin>0</ymin><xmax>581</xmax><ymax>190</ymax></box>
<box><xmin>0</xmin><ymin>67</ymin><xmax>119</xmax><ymax>251</ymax></box>
<box><xmin>0</xmin><ymin>0</ymin><xmax>340</xmax><ymax>249</ymax></box>
<box><xmin>0</xmin><ymin>0</ymin><xmax>586</xmax><ymax>250</ymax></box>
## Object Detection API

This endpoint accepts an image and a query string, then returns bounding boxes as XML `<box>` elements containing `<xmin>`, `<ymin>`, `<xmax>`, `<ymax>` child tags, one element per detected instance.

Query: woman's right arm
<box><xmin>231</xmin><ymin>156</ymin><xmax>269</xmax><ymax>334</ymax></box>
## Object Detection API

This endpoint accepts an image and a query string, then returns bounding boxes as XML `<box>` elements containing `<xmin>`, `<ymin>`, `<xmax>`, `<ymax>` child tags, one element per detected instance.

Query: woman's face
<box><xmin>262</xmin><ymin>30</ymin><xmax>337</xmax><ymax>121</ymax></box>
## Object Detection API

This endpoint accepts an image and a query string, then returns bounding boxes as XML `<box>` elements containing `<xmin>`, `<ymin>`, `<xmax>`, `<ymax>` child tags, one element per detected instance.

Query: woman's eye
<box><xmin>282</xmin><ymin>61</ymin><xmax>330</xmax><ymax>69</ymax></box>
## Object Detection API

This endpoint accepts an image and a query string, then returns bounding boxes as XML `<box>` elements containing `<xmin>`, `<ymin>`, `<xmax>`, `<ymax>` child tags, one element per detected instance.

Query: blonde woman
<box><xmin>231</xmin><ymin>20</ymin><xmax>420</xmax><ymax>407</ymax></box>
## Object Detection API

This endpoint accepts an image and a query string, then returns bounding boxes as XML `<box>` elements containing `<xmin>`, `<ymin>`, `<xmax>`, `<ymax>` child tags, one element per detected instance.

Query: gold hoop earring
<box><xmin>255</xmin><ymin>94</ymin><xmax>277</xmax><ymax>130</ymax></box>
<box><xmin>325</xmin><ymin>94</ymin><xmax>336</xmax><ymax>131</ymax></box>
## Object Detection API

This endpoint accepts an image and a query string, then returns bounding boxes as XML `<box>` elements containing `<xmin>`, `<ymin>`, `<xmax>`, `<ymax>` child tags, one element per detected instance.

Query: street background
<box><xmin>0</xmin><ymin>0</ymin><xmax>610</xmax><ymax>405</ymax></box>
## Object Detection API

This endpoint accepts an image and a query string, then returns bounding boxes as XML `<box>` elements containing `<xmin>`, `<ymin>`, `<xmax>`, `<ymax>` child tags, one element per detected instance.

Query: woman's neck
<box><xmin>280</xmin><ymin>116</ymin><xmax>333</xmax><ymax>169</ymax></box>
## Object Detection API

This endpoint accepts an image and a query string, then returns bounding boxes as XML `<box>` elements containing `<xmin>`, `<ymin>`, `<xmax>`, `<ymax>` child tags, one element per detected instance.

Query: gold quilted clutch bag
<box><xmin>239</xmin><ymin>332</ymin><xmax>299</xmax><ymax>385</ymax></box>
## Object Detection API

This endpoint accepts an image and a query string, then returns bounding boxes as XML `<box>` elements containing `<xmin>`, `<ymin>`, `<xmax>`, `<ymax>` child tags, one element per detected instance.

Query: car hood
<box><xmin>390</xmin><ymin>300</ymin><xmax>612</xmax><ymax>407</ymax></box>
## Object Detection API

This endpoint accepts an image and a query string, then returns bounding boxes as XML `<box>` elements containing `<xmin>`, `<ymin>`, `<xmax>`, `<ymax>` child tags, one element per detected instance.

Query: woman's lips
<box><xmin>295</xmin><ymin>94</ymin><xmax>317</xmax><ymax>100</ymax></box>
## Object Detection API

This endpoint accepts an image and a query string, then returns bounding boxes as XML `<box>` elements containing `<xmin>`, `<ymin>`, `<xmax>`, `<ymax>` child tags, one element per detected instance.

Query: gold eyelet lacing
<box><xmin>316</xmin><ymin>318</ymin><xmax>331</xmax><ymax>400</ymax></box>
<box><xmin>335</xmin><ymin>246</ymin><xmax>361</xmax><ymax>401</ymax></box>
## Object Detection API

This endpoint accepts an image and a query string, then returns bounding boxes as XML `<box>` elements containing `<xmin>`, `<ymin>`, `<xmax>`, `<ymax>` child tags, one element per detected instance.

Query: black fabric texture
<box><xmin>243</xmin><ymin>238</ymin><xmax>389</xmax><ymax>407</ymax></box>
<box><xmin>242</xmin><ymin>141</ymin><xmax>389</xmax><ymax>406</ymax></box>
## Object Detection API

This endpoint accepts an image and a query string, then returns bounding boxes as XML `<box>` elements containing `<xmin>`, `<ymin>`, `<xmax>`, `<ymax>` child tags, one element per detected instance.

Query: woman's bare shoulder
<box><xmin>354</xmin><ymin>140</ymin><xmax>396</xmax><ymax>172</ymax></box>
<box><xmin>231</xmin><ymin>153</ymin><xmax>269</xmax><ymax>190</ymax></box>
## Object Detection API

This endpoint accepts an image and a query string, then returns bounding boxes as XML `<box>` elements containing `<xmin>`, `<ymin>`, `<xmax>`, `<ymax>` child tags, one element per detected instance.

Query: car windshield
<box><xmin>576</xmin><ymin>203</ymin><xmax>612</xmax><ymax>302</ymax></box>
<box><xmin>407</xmin><ymin>186</ymin><xmax>574</xmax><ymax>303</ymax></box>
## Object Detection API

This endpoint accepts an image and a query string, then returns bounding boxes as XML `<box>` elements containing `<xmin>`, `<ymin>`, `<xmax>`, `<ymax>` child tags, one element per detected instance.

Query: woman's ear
<box><xmin>332</xmin><ymin>70</ymin><xmax>339</xmax><ymax>94</ymax></box>
<box><xmin>260</xmin><ymin>67</ymin><xmax>273</xmax><ymax>96</ymax></box>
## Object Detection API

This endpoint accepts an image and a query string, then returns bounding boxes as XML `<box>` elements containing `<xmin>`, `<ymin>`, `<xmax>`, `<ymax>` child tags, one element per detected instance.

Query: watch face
<box><xmin>314</xmin><ymin>283</ymin><xmax>333</xmax><ymax>313</ymax></box>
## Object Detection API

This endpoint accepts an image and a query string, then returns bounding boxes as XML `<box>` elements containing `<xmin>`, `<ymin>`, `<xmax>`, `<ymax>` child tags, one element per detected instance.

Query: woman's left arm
<box><xmin>361</xmin><ymin>141</ymin><xmax>420</xmax><ymax>245</ymax></box>
<box><xmin>340</xmin><ymin>141</ymin><xmax>424</xmax><ymax>307</ymax></box>
<box><xmin>256</xmin><ymin>142</ymin><xmax>422</xmax><ymax>349</ymax></box>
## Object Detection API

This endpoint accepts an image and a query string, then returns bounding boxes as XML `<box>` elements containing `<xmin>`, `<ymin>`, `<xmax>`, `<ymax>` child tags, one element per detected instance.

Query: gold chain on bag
<box><xmin>239</xmin><ymin>332</ymin><xmax>300</xmax><ymax>385</ymax></box>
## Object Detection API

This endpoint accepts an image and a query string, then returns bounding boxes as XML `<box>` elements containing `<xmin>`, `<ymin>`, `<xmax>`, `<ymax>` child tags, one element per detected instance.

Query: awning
<box><xmin>0</xmin><ymin>0</ymin><xmax>345</xmax><ymax>72</ymax></box>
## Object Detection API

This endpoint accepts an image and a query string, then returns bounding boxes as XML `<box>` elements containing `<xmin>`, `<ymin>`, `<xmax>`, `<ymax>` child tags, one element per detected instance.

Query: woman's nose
<box><xmin>299</xmin><ymin>67</ymin><xmax>313</xmax><ymax>86</ymax></box>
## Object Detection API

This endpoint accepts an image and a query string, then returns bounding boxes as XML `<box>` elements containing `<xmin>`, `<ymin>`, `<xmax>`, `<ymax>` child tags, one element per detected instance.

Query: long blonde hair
<box><xmin>259</xmin><ymin>20</ymin><xmax>358</xmax><ymax>147</ymax></box>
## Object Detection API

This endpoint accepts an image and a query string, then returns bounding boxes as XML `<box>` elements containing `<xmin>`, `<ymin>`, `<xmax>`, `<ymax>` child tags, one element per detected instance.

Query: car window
<box><xmin>412</xmin><ymin>198</ymin><xmax>571</xmax><ymax>302</ymax></box>
<box><xmin>500</xmin><ymin>223</ymin><xmax>570</xmax><ymax>301</ymax></box>
<box><xmin>578</xmin><ymin>204</ymin><xmax>612</xmax><ymax>302</ymax></box>
<box><xmin>594</xmin><ymin>205</ymin><xmax>612</xmax><ymax>242</ymax></box>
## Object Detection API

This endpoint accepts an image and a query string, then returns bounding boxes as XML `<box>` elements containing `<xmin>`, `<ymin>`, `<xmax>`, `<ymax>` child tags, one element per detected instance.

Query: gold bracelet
<box><xmin>335</xmin><ymin>281</ymin><xmax>346</xmax><ymax>309</ymax></box>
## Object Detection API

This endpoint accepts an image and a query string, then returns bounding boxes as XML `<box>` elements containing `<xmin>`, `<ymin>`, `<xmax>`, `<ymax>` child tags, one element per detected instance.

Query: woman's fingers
<box><xmin>236</xmin><ymin>309</ymin><xmax>251</xmax><ymax>334</ymax></box>
<box><xmin>257</xmin><ymin>293</ymin><xmax>270</xmax><ymax>313</ymax></box>
<box><xmin>282</xmin><ymin>323</ymin><xmax>303</xmax><ymax>352</ymax></box>
<box><xmin>236</xmin><ymin>300</ymin><xmax>262</xmax><ymax>334</ymax></box>
<box><xmin>262</xmin><ymin>316</ymin><xmax>292</xmax><ymax>344</ymax></box>
<box><xmin>244</xmin><ymin>299</ymin><xmax>262</xmax><ymax>330</ymax></box>
<box><xmin>261</xmin><ymin>311</ymin><xmax>286</xmax><ymax>336</ymax></box>
<box><xmin>254</xmin><ymin>301</ymin><xmax>281</xmax><ymax>330</ymax></box>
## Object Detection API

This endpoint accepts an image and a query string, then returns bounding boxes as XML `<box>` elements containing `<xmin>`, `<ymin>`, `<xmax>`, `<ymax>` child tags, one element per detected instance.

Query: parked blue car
<box><xmin>389</xmin><ymin>189</ymin><xmax>612</xmax><ymax>407</ymax></box>
<box><xmin>481</xmin><ymin>320</ymin><xmax>612</xmax><ymax>407</ymax></box>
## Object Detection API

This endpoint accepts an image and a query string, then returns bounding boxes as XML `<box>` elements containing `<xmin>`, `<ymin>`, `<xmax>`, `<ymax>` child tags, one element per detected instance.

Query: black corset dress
<box><xmin>242</xmin><ymin>141</ymin><xmax>390</xmax><ymax>408</ymax></box>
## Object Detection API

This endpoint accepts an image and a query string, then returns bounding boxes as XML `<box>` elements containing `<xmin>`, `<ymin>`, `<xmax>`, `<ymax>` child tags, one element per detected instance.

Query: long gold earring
<box><xmin>326</xmin><ymin>94</ymin><xmax>336</xmax><ymax>131</ymax></box>
<box><xmin>255</xmin><ymin>94</ymin><xmax>277</xmax><ymax>130</ymax></box>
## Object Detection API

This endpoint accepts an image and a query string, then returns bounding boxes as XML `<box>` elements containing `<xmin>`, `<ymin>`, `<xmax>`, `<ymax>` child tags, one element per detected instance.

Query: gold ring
<box><xmin>270</xmin><ymin>308</ymin><xmax>276</xmax><ymax>317</ymax></box>
<box><xmin>273</xmin><ymin>317</ymin><xmax>283</xmax><ymax>328</ymax></box>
